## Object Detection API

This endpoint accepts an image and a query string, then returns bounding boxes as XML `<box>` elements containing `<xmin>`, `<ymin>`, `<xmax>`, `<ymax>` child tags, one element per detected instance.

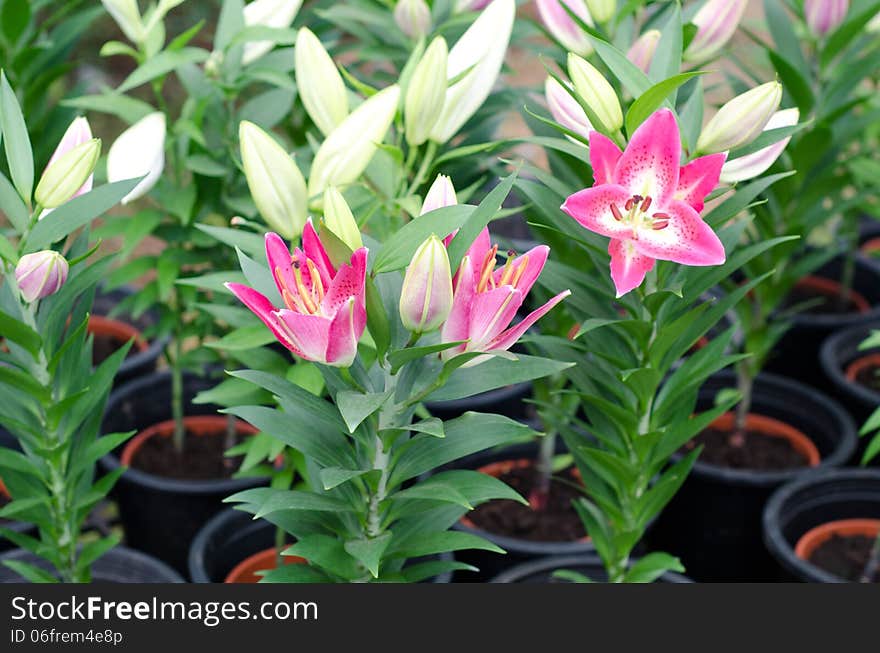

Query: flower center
<box><xmin>476</xmin><ymin>245</ymin><xmax>529</xmax><ymax>293</ymax></box>
<box><xmin>276</xmin><ymin>256</ymin><xmax>325</xmax><ymax>315</ymax></box>
<box><xmin>609</xmin><ymin>194</ymin><xmax>670</xmax><ymax>239</ymax></box>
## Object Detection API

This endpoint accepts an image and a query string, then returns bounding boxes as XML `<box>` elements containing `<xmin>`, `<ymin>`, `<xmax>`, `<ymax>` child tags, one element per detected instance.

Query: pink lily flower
<box><xmin>561</xmin><ymin>109</ymin><xmax>726</xmax><ymax>297</ymax></box>
<box><xmin>805</xmin><ymin>0</ymin><xmax>848</xmax><ymax>36</ymax></box>
<box><xmin>44</xmin><ymin>117</ymin><xmax>94</xmax><ymax>203</ymax></box>
<box><xmin>440</xmin><ymin>228</ymin><xmax>570</xmax><ymax>363</ymax></box>
<box><xmin>225</xmin><ymin>221</ymin><xmax>368</xmax><ymax>367</ymax></box>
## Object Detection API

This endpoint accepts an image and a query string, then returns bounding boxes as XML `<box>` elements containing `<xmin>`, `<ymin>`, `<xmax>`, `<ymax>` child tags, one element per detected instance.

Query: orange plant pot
<box><xmin>708</xmin><ymin>412</ymin><xmax>821</xmax><ymax>467</ymax></box>
<box><xmin>794</xmin><ymin>518</ymin><xmax>880</xmax><ymax>561</ymax></box>
<box><xmin>795</xmin><ymin>276</ymin><xmax>871</xmax><ymax>314</ymax></box>
<box><xmin>87</xmin><ymin>315</ymin><xmax>150</xmax><ymax>353</ymax></box>
<box><xmin>120</xmin><ymin>416</ymin><xmax>258</xmax><ymax>466</ymax></box>
<box><xmin>844</xmin><ymin>353</ymin><xmax>880</xmax><ymax>383</ymax></box>
<box><xmin>224</xmin><ymin>548</ymin><xmax>305</xmax><ymax>583</ymax></box>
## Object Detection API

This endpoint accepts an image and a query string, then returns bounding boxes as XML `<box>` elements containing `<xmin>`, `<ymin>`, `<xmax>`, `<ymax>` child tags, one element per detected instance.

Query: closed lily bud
<box><xmin>720</xmin><ymin>108</ymin><xmax>799</xmax><ymax>183</ymax></box>
<box><xmin>15</xmin><ymin>251</ymin><xmax>68</xmax><ymax>303</ymax></box>
<box><xmin>868</xmin><ymin>11</ymin><xmax>880</xmax><ymax>33</ymax></box>
<box><xmin>627</xmin><ymin>29</ymin><xmax>661</xmax><ymax>74</ymax></box>
<box><xmin>400</xmin><ymin>234</ymin><xmax>454</xmax><ymax>334</ymax></box>
<box><xmin>242</xmin><ymin>0</ymin><xmax>304</xmax><ymax>65</ymax></box>
<box><xmin>295</xmin><ymin>27</ymin><xmax>349</xmax><ymax>137</ymax></box>
<box><xmin>101</xmin><ymin>0</ymin><xmax>145</xmax><ymax>44</ymax></box>
<box><xmin>545</xmin><ymin>76</ymin><xmax>591</xmax><ymax>139</ymax></box>
<box><xmin>35</xmin><ymin>139</ymin><xmax>101</xmax><ymax>209</ymax></box>
<box><xmin>394</xmin><ymin>0</ymin><xmax>432</xmax><ymax>38</ymax></box>
<box><xmin>41</xmin><ymin>117</ymin><xmax>94</xmax><ymax>203</ymax></box>
<box><xmin>585</xmin><ymin>0</ymin><xmax>615</xmax><ymax>23</ymax></box>
<box><xmin>429</xmin><ymin>0</ymin><xmax>515</xmax><ymax>143</ymax></box>
<box><xmin>107</xmin><ymin>112</ymin><xmax>166</xmax><ymax>204</ymax></box>
<box><xmin>568</xmin><ymin>53</ymin><xmax>622</xmax><ymax>135</ymax></box>
<box><xmin>696</xmin><ymin>81</ymin><xmax>782</xmax><ymax>154</ymax></box>
<box><xmin>308</xmin><ymin>85</ymin><xmax>401</xmax><ymax>199</ymax></box>
<box><xmin>405</xmin><ymin>37</ymin><xmax>448</xmax><ymax>146</ymax></box>
<box><xmin>805</xmin><ymin>0</ymin><xmax>848</xmax><ymax>37</ymax></box>
<box><xmin>536</xmin><ymin>0</ymin><xmax>594</xmax><ymax>57</ymax></box>
<box><xmin>421</xmin><ymin>174</ymin><xmax>457</xmax><ymax>214</ymax></box>
<box><xmin>240</xmin><ymin>120</ymin><xmax>308</xmax><ymax>239</ymax></box>
<box><xmin>454</xmin><ymin>0</ymin><xmax>491</xmax><ymax>11</ymax></box>
<box><xmin>323</xmin><ymin>187</ymin><xmax>363</xmax><ymax>250</ymax></box>
<box><xmin>684</xmin><ymin>0</ymin><xmax>748</xmax><ymax>63</ymax></box>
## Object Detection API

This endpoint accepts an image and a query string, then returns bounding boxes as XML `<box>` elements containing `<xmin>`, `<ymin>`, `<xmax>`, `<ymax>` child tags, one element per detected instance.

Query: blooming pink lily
<box><xmin>226</xmin><ymin>221</ymin><xmax>368</xmax><ymax>367</ymax></box>
<box><xmin>440</xmin><ymin>228</ymin><xmax>570</xmax><ymax>363</ymax></box>
<box><xmin>562</xmin><ymin>109</ymin><xmax>726</xmax><ymax>297</ymax></box>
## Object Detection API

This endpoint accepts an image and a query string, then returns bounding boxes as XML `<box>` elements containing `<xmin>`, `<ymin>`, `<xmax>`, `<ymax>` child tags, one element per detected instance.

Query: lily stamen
<box><xmin>292</xmin><ymin>260</ymin><xmax>319</xmax><ymax>314</ymax></box>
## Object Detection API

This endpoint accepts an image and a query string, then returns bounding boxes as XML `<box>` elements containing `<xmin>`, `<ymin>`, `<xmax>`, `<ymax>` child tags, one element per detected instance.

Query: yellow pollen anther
<box><xmin>478</xmin><ymin>245</ymin><xmax>498</xmax><ymax>292</ymax></box>
<box><xmin>509</xmin><ymin>256</ymin><xmax>529</xmax><ymax>288</ymax></box>
<box><xmin>306</xmin><ymin>259</ymin><xmax>325</xmax><ymax>304</ymax></box>
<box><xmin>293</xmin><ymin>262</ymin><xmax>318</xmax><ymax>314</ymax></box>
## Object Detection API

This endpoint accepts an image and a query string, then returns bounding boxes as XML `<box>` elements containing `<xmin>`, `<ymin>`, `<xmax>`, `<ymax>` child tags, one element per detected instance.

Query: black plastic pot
<box><xmin>99</xmin><ymin>371</ymin><xmax>267</xmax><ymax>577</ymax></box>
<box><xmin>189</xmin><ymin>508</ymin><xmax>453</xmax><ymax>583</ymax></box>
<box><xmin>819</xmin><ymin>324</ymin><xmax>880</xmax><ymax>460</ymax></box>
<box><xmin>767</xmin><ymin>256</ymin><xmax>880</xmax><ymax>391</ymax></box>
<box><xmin>446</xmin><ymin>440</ymin><xmax>594</xmax><ymax>582</ymax></box>
<box><xmin>0</xmin><ymin>545</ymin><xmax>183</xmax><ymax>582</ymax></box>
<box><xmin>93</xmin><ymin>286</ymin><xmax>168</xmax><ymax>386</ymax></box>
<box><xmin>491</xmin><ymin>554</ymin><xmax>691</xmax><ymax>583</ymax></box>
<box><xmin>763</xmin><ymin>468</ymin><xmax>880</xmax><ymax>582</ymax></box>
<box><xmin>647</xmin><ymin>371</ymin><xmax>857</xmax><ymax>581</ymax></box>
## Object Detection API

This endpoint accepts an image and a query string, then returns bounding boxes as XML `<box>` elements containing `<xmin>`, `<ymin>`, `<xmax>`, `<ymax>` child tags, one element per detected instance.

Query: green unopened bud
<box><xmin>585</xmin><ymin>0</ymin><xmax>615</xmax><ymax>23</ymax></box>
<box><xmin>405</xmin><ymin>37</ymin><xmax>448</xmax><ymax>146</ymax></box>
<box><xmin>35</xmin><ymin>139</ymin><xmax>101</xmax><ymax>209</ymax></box>
<box><xmin>295</xmin><ymin>27</ymin><xmax>349</xmax><ymax>137</ymax></box>
<box><xmin>399</xmin><ymin>234</ymin><xmax>453</xmax><ymax>334</ymax></box>
<box><xmin>567</xmin><ymin>53</ymin><xmax>622</xmax><ymax>135</ymax></box>
<box><xmin>696</xmin><ymin>81</ymin><xmax>783</xmax><ymax>154</ymax></box>
<box><xmin>239</xmin><ymin>120</ymin><xmax>308</xmax><ymax>239</ymax></box>
<box><xmin>323</xmin><ymin>187</ymin><xmax>363</xmax><ymax>251</ymax></box>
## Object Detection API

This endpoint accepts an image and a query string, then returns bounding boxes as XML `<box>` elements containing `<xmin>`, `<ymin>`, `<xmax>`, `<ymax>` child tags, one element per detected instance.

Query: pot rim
<box><xmin>793</xmin><ymin>518</ymin><xmax>880</xmax><ymax>562</ymax></box>
<box><xmin>224</xmin><ymin>547</ymin><xmax>305</xmax><ymax>583</ymax></box>
<box><xmin>819</xmin><ymin>323</ymin><xmax>880</xmax><ymax>409</ymax></box>
<box><xmin>120</xmin><ymin>415</ymin><xmax>257</xmax><ymax>467</ymax></box>
<box><xmin>702</xmin><ymin>412</ymin><xmax>820</xmax><ymax>468</ymax></box>
<box><xmin>790</xmin><ymin>259</ymin><xmax>880</xmax><ymax>329</ymax></box>
<box><xmin>489</xmin><ymin>553</ymin><xmax>692</xmax><ymax>583</ymax></box>
<box><xmin>88</xmin><ymin>314</ymin><xmax>150</xmax><ymax>354</ymax></box>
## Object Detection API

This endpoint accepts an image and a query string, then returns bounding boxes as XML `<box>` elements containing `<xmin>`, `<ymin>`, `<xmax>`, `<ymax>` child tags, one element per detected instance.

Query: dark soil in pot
<box><xmin>647</xmin><ymin>371</ymin><xmax>856</xmax><ymax>582</ymax></box>
<box><xmin>189</xmin><ymin>509</ymin><xmax>453</xmax><ymax>583</ymax></box>
<box><xmin>100</xmin><ymin>371</ymin><xmax>267</xmax><ymax>577</ymax></box>
<box><xmin>93</xmin><ymin>286</ymin><xmax>168</xmax><ymax>386</ymax></box>
<box><xmin>491</xmin><ymin>554</ymin><xmax>691</xmax><ymax>583</ymax></box>
<box><xmin>820</xmin><ymin>324</ymin><xmax>880</xmax><ymax>463</ymax></box>
<box><xmin>764</xmin><ymin>468</ymin><xmax>880</xmax><ymax>582</ymax></box>
<box><xmin>767</xmin><ymin>256</ymin><xmax>880</xmax><ymax>392</ymax></box>
<box><xmin>0</xmin><ymin>545</ymin><xmax>183</xmax><ymax>583</ymax></box>
<box><xmin>445</xmin><ymin>440</ymin><xmax>594</xmax><ymax>582</ymax></box>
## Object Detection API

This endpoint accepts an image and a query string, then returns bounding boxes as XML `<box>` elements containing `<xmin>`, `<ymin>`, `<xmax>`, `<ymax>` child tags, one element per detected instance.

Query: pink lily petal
<box><xmin>265</xmin><ymin>232</ymin><xmax>297</xmax><ymax>301</ymax></box>
<box><xmin>675</xmin><ymin>152</ymin><xmax>726</xmax><ymax>212</ymax></box>
<box><xmin>321</xmin><ymin>247</ymin><xmax>368</xmax><ymax>317</ymax></box>
<box><xmin>275</xmin><ymin>309</ymin><xmax>331</xmax><ymax>362</ymax></box>
<box><xmin>493</xmin><ymin>244</ymin><xmax>549</xmax><ymax>297</ymax></box>
<box><xmin>608</xmin><ymin>239</ymin><xmax>655</xmax><ymax>297</ymax></box>
<box><xmin>446</xmin><ymin>226</ymin><xmax>491</xmax><ymax>287</ymax></box>
<box><xmin>467</xmin><ymin>285</ymin><xmax>524</xmax><ymax>350</ymax></box>
<box><xmin>302</xmin><ymin>219</ymin><xmax>336</xmax><ymax>282</ymax></box>
<box><xmin>441</xmin><ymin>255</ymin><xmax>476</xmax><ymax>357</ymax></box>
<box><xmin>589</xmin><ymin>131</ymin><xmax>622</xmax><ymax>185</ymax></box>
<box><xmin>485</xmin><ymin>289</ymin><xmax>572</xmax><ymax>352</ymax></box>
<box><xmin>633</xmin><ymin>200</ymin><xmax>725</xmax><ymax>266</ymax></box>
<box><xmin>561</xmin><ymin>184</ymin><xmax>635</xmax><ymax>240</ymax></box>
<box><xmin>225</xmin><ymin>282</ymin><xmax>304</xmax><ymax>357</ymax></box>
<box><xmin>326</xmin><ymin>297</ymin><xmax>364</xmax><ymax>367</ymax></box>
<box><xmin>613</xmin><ymin>108</ymin><xmax>681</xmax><ymax>206</ymax></box>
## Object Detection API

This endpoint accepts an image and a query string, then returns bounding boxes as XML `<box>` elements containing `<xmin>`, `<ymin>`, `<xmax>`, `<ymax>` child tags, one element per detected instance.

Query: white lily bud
<box><xmin>308</xmin><ymin>85</ymin><xmax>401</xmax><ymax>199</ymax></box>
<box><xmin>399</xmin><ymin>234</ymin><xmax>454</xmax><ymax>334</ymax></box>
<box><xmin>627</xmin><ymin>29</ymin><xmax>661</xmax><ymax>74</ymax></box>
<box><xmin>35</xmin><ymin>139</ymin><xmax>101</xmax><ymax>209</ymax></box>
<box><xmin>295</xmin><ymin>27</ymin><xmax>349</xmax><ymax>137</ymax></box>
<box><xmin>394</xmin><ymin>0</ymin><xmax>432</xmax><ymax>38</ymax></box>
<box><xmin>239</xmin><ymin>120</ymin><xmax>308</xmax><ymax>239</ymax></box>
<box><xmin>405</xmin><ymin>37</ymin><xmax>448</xmax><ymax>146</ymax></box>
<box><xmin>107</xmin><ymin>112</ymin><xmax>166</xmax><ymax>204</ymax></box>
<box><xmin>545</xmin><ymin>76</ymin><xmax>591</xmax><ymax>140</ymax></box>
<box><xmin>421</xmin><ymin>174</ymin><xmax>457</xmax><ymax>214</ymax></box>
<box><xmin>101</xmin><ymin>0</ymin><xmax>145</xmax><ymax>44</ymax></box>
<box><xmin>323</xmin><ymin>187</ymin><xmax>363</xmax><ymax>250</ymax></box>
<box><xmin>242</xmin><ymin>0</ymin><xmax>304</xmax><ymax>65</ymax></box>
<box><xmin>568</xmin><ymin>53</ymin><xmax>622</xmax><ymax>135</ymax></box>
<box><xmin>697</xmin><ymin>81</ymin><xmax>782</xmax><ymax>154</ymax></box>
<box><xmin>585</xmin><ymin>0</ymin><xmax>615</xmax><ymax>23</ymax></box>
<box><xmin>720</xmin><ymin>108</ymin><xmax>800</xmax><ymax>183</ymax></box>
<box><xmin>684</xmin><ymin>0</ymin><xmax>748</xmax><ymax>63</ymax></box>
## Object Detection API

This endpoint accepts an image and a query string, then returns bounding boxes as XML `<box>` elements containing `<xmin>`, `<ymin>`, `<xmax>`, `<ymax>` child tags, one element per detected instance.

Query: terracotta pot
<box><xmin>224</xmin><ymin>547</ymin><xmax>305</xmax><ymax>584</ymax></box>
<box><xmin>794</xmin><ymin>518</ymin><xmax>880</xmax><ymax>562</ymax></box>
<box><xmin>88</xmin><ymin>315</ymin><xmax>149</xmax><ymax>354</ymax></box>
<box><xmin>708</xmin><ymin>412</ymin><xmax>821</xmax><ymax>468</ymax></box>
<box><xmin>844</xmin><ymin>352</ymin><xmax>880</xmax><ymax>385</ymax></box>
<box><xmin>794</xmin><ymin>275</ymin><xmax>870</xmax><ymax>314</ymax></box>
<box><xmin>120</xmin><ymin>415</ymin><xmax>257</xmax><ymax>466</ymax></box>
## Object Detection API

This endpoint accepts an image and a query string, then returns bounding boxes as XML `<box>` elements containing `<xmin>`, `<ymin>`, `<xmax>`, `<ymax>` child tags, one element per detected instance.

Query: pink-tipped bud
<box><xmin>684</xmin><ymin>0</ymin><xmax>748</xmax><ymax>63</ymax></box>
<box><xmin>545</xmin><ymin>76</ymin><xmax>591</xmax><ymax>139</ymax></box>
<box><xmin>421</xmin><ymin>174</ymin><xmax>458</xmax><ymax>215</ymax></box>
<box><xmin>536</xmin><ymin>0</ymin><xmax>594</xmax><ymax>57</ymax></box>
<box><xmin>42</xmin><ymin>117</ymin><xmax>94</xmax><ymax>202</ymax></box>
<box><xmin>400</xmin><ymin>234</ymin><xmax>454</xmax><ymax>334</ymax></box>
<box><xmin>15</xmin><ymin>251</ymin><xmax>69</xmax><ymax>303</ymax></box>
<box><xmin>394</xmin><ymin>0</ymin><xmax>432</xmax><ymax>38</ymax></box>
<box><xmin>805</xmin><ymin>0</ymin><xmax>848</xmax><ymax>36</ymax></box>
<box><xmin>627</xmin><ymin>29</ymin><xmax>661</xmax><ymax>74</ymax></box>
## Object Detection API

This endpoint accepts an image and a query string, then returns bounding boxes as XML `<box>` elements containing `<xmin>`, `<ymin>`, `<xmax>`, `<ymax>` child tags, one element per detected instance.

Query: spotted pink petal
<box><xmin>467</xmin><ymin>285</ymin><xmax>524</xmax><ymax>350</ymax></box>
<box><xmin>485</xmin><ymin>290</ymin><xmax>571</xmax><ymax>353</ymax></box>
<box><xmin>632</xmin><ymin>199</ymin><xmax>725</xmax><ymax>266</ymax></box>
<box><xmin>613</xmin><ymin>108</ymin><xmax>681</xmax><ymax>206</ymax></box>
<box><xmin>326</xmin><ymin>296</ymin><xmax>364</xmax><ymax>366</ymax></box>
<box><xmin>493</xmin><ymin>244</ymin><xmax>549</xmax><ymax>297</ymax></box>
<box><xmin>275</xmin><ymin>309</ymin><xmax>332</xmax><ymax>362</ymax></box>
<box><xmin>608</xmin><ymin>239</ymin><xmax>655</xmax><ymax>297</ymax></box>
<box><xmin>302</xmin><ymin>219</ymin><xmax>336</xmax><ymax>281</ymax></box>
<box><xmin>589</xmin><ymin>131</ymin><xmax>622</xmax><ymax>185</ymax></box>
<box><xmin>321</xmin><ymin>247</ymin><xmax>368</xmax><ymax>317</ymax></box>
<box><xmin>675</xmin><ymin>152</ymin><xmax>726</xmax><ymax>213</ymax></box>
<box><xmin>265</xmin><ymin>232</ymin><xmax>296</xmax><ymax>300</ymax></box>
<box><xmin>441</xmin><ymin>255</ymin><xmax>476</xmax><ymax>357</ymax></box>
<box><xmin>560</xmin><ymin>184</ymin><xmax>635</xmax><ymax>240</ymax></box>
<box><xmin>225</xmin><ymin>282</ymin><xmax>304</xmax><ymax>357</ymax></box>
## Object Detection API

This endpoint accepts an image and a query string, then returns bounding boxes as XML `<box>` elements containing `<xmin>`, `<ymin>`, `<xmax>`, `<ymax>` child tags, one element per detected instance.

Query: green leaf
<box><xmin>1</xmin><ymin>0</ymin><xmax>30</xmax><ymax>44</ymax></box>
<box><xmin>319</xmin><ymin>467</ymin><xmax>369</xmax><ymax>490</ymax></box>
<box><xmin>75</xmin><ymin>534</ymin><xmax>121</xmax><ymax>573</ymax></box>
<box><xmin>226</xmin><ymin>488</ymin><xmax>352</xmax><ymax>518</ymax></box>
<box><xmin>0</xmin><ymin>310</ymin><xmax>41</xmax><ymax>358</ymax></box>
<box><xmin>335</xmin><ymin>390</ymin><xmax>392</xmax><ymax>433</ymax></box>
<box><xmin>63</xmin><ymin>94</ymin><xmax>156</xmax><ymax>124</ymax></box>
<box><xmin>623</xmin><ymin>552</ymin><xmax>684</xmax><ymax>583</ymax></box>
<box><xmin>344</xmin><ymin>533</ymin><xmax>391</xmax><ymax>578</ymax></box>
<box><xmin>117</xmin><ymin>48</ymin><xmax>210</xmax><ymax>93</ymax></box>
<box><xmin>625</xmin><ymin>72</ymin><xmax>705</xmax><ymax>136</ymax></box>
<box><xmin>389</xmin><ymin>530</ymin><xmax>504</xmax><ymax>557</ymax></box>
<box><xmin>821</xmin><ymin>1</ymin><xmax>880</xmax><ymax>67</ymax></box>
<box><xmin>2</xmin><ymin>560</ymin><xmax>57</xmax><ymax>583</ymax></box>
<box><xmin>385</xmin><ymin>417</ymin><xmax>444</xmax><ymax>438</ymax></box>
<box><xmin>206</xmin><ymin>324</ymin><xmax>277</xmax><ymax>351</ymax></box>
<box><xmin>372</xmin><ymin>204</ymin><xmax>475</xmax><ymax>273</ymax></box>
<box><xmin>588</xmin><ymin>35</ymin><xmax>653</xmax><ymax>98</ymax></box>
<box><xmin>282</xmin><ymin>535</ymin><xmax>361</xmax><ymax>580</ymax></box>
<box><xmin>427</xmin><ymin>354</ymin><xmax>573</xmax><ymax>402</ymax></box>
<box><xmin>197</xmin><ymin>224</ymin><xmax>265</xmax><ymax>258</ymax></box>
<box><xmin>186</xmin><ymin>155</ymin><xmax>227</xmax><ymax>177</ymax></box>
<box><xmin>0</xmin><ymin>172</ymin><xmax>28</xmax><ymax>231</ymax></box>
<box><xmin>767</xmin><ymin>50</ymin><xmax>814</xmax><ymax>115</ymax></box>
<box><xmin>388</xmin><ymin>341</ymin><xmax>465</xmax><ymax>374</ymax></box>
<box><xmin>215</xmin><ymin>0</ymin><xmax>245</xmax><ymax>51</ymax></box>
<box><xmin>0</xmin><ymin>71</ymin><xmax>33</xmax><ymax>203</ymax></box>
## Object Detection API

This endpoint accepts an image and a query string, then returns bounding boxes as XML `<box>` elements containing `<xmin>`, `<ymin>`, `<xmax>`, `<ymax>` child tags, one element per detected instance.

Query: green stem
<box><xmin>171</xmin><ymin>334</ymin><xmax>185</xmax><ymax>451</ymax></box>
<box><xmin>406</xmin><ymin>141</ymin><xmax>437</xmax><ymax>197</ymax></box>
